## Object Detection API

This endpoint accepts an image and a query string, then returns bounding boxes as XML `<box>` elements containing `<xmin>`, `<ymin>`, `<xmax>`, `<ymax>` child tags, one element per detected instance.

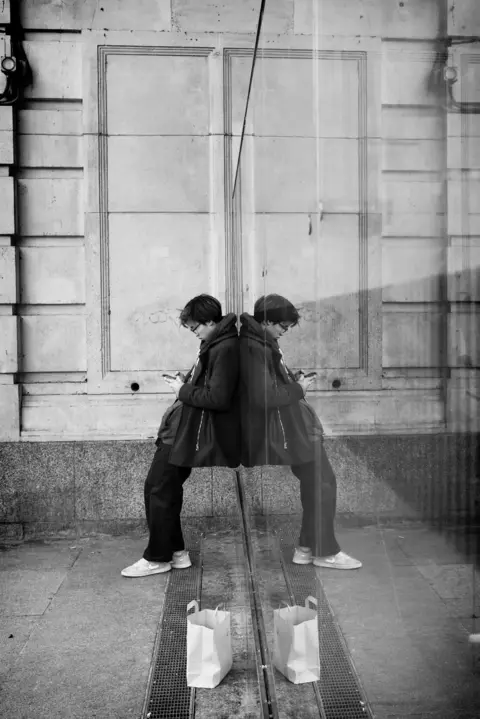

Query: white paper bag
<box><xmin>186</xmin><ymin>600</ymin><xmax>233</xmax><ymax>688</ymax></box>
<box><xmin>273</xmin><ymin>596</ymin><xmax>320</xmax><ymax>684</ymax></box>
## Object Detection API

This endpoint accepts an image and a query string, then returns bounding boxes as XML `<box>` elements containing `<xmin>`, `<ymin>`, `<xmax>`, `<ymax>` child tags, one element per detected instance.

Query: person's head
<box><xmin>253</xmin><ymin>294</ymin><xmax>300</xmax><ymax>341</ymax></box>
<box><xmin>179</xmin><ymin>294</ymin><xmax>223</xmax><ymax>341</ymax></box>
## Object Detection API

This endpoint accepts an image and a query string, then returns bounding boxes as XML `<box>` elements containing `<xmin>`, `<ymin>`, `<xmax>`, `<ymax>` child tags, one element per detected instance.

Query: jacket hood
<box><xmin>199</xmin><ymin>312</ymin><xmax>238</xmax><ymax>356</ymax></box>
<box><xmin>239</xmin><ymin>313</ymin><xmax>280</xmax><ymax>355</ymax></box>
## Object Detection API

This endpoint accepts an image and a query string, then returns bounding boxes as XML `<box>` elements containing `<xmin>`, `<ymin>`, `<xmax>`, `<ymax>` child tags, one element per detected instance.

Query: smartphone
<box><xmin>304</xmin><ymin>372</ymin><xmax>317</xmax><ymax>378</ymax></box>
<box><xmin>162</xmin><ymin>373</ymin><xmax>177</xmax><ymax>380</ymax></box>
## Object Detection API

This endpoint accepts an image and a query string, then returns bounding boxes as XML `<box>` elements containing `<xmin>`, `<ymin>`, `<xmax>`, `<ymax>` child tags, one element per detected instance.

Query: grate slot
<box><xmin>235</xmin><ymin>471</ymin><xmax>279</xmax><ymax>719</ymax></box>
<box><xmin>141</xmin><ymin>529</ymin><xmax>203</xmax><ymax>719</ymax></box>
<box><xmin>276</xmin><ymin>521</ymin><xmax>374</xmax><ymax>719</ymax></box>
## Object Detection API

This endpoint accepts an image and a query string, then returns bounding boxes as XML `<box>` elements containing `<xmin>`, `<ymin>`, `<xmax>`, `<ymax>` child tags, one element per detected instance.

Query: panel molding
<box><xmin>223</xmin><ymin>47</ymin><xmax>371</xmax><ymax>374</ymax></box>
<box><xmin>96</xmin><ymin>45</ymin><xmax>215</xmax><ymax>379</ymax></box>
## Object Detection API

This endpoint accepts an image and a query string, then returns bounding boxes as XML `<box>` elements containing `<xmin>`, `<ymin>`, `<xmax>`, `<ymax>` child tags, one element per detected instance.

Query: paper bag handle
<box><xmin>187</xmin><ymin>600</ymin><xmax>199</xmax><ymax>614</ymax></box>
<box><xmin>305</xmin><ymin>596</ymin><xmax>317</xmax><ymax>609</ymax></box>
<box><xmin>214</xmin><ymin>603</ymin><xmax>226</xmax><ymax>614</ymax></box>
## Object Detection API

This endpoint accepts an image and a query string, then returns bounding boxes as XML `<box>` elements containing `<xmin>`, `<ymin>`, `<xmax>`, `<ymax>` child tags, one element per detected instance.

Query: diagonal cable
<box><xmin>232</xmin><ymin>0</ymin><xmax>267</xmax><ymax>198</ymax></box>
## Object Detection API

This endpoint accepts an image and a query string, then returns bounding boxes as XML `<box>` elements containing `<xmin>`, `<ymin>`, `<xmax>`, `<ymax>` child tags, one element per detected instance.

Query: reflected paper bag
<box><xmin>273</xmin><ymin>596</ymin><xmax>320</xmax><ymax>684</ymax></box>
<box><xmin>186</xmin><ymin>600</ymin><xmax>233</xmax><ymax>688</ymax></box>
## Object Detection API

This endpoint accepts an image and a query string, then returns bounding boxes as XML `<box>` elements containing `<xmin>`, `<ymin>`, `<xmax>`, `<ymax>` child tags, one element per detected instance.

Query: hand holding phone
<box><xmin>297</xmin><ymin>371</ymin><xmax>316</xmax><ymax>394</ymax></box>
<box><xmin>162</xmin><ymin>373</ymin><xmax>177</xmax><ymax>381</ymax></box>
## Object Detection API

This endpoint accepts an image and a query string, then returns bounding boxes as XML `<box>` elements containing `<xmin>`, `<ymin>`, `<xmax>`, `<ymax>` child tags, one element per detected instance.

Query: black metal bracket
<box><xmin>0</xmin><ymin>18</ymin><xmax>32</xmax><ymax>106</ymax></box>
<box><xmin>445</xmin><ymin>66</ymin><xmax>480</xmax><ymax>115</ymax></box>
<box><xmin>429</xmin><ymin>37</ymin><xmax>480</xmax><ymax>114</ymax></box>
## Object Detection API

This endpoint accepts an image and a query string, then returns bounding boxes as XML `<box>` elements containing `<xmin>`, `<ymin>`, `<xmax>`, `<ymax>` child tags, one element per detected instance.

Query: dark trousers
<box><xmin>143</xmin><ymin>442</ymin><xmax>191</xmax><ymax>563</ymax></box>
<box><xmin>291</xmin><ymin>440</ymin><xmax>340</xmax><ymax>558</ymax></box>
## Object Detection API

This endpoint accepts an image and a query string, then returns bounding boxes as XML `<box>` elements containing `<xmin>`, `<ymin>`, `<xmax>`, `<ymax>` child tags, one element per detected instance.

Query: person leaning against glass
<box><xmin>239</xmin><ymin>293</ymin><xmax>361</xmax><ymax>570</ymax></box>
<box><xmin>122</xmin><ymin>294</ymin><xmax>240</xmax><ymax>578</ymax></box>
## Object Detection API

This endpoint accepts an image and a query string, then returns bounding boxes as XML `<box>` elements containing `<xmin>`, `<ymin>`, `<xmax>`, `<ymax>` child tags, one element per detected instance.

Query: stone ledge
<box><xmin>18</xmin><ymin>388</ymin><xmax>449</xmax><ymax>439</ymax></box>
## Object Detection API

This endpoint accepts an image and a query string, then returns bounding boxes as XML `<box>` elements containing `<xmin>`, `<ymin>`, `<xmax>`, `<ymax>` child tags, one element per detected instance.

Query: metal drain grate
<box><xmin>276</xmin><ymin>522</ymin><xmax>373</xmax><ymax>719</ymax></box>
<box><xmin>141</xmin><ymin>529</ymin><xmax>203</xmax><ymax>719</ymax></box>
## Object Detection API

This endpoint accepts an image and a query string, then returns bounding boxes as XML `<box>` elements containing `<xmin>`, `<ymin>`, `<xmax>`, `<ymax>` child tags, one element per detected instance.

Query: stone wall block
<box><xmin>0</xmin><ymin>247</ymin><xmax>17</xmax><ymax>304</ymax></box>
<box><xmin>0</xmin><ymin>386</ymin><xmax>20</xmax><ymax>442</ymax></box>
<box><xmin>0</xmin><ymin>316</ymin><xmax>18</xmax><ymax>373</ymax></box>
<box><xmin>20</xmin><ymin>0</ymin><xmax>171</xmax><ymax>32</ymax></box>
<box><xmin>173</xmin><ymin>0</ymin><xmax>293</xmax><ymax>34</ymax></box>
<box><xmin>0</xmin><ymin>178</ymin><xmax>14</xmax><ymax>235</ymax></box>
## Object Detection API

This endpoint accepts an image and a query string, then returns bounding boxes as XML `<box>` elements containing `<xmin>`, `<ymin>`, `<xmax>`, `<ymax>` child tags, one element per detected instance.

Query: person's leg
<box><xmin>291</xmin><ymin>441</ymin><xmax>340</xmax><ymax>558</ymax></box>
<box><xmin>143</xmin><ymin>442</ymin><xmax>191</xmax><ymax>562</ymax></box>
<box><xmin>292</xmin><ymin>441</ymin><xmax>362</xmax><ymax>569</ymax></box>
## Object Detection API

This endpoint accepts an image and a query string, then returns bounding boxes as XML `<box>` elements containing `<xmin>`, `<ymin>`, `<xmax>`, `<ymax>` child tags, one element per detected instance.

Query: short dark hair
<box><xmin>179</xmin><ymin>294</ymin><xmax>223</xmax><ymax>325</ymax></box>
<box><xmin>253</xmin><ymin>294</ymin><xmax>300</xmax><ymax>326</ymax></box>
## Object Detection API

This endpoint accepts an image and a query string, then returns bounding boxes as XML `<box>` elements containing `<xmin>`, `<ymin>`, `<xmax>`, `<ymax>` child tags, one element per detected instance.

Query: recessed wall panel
<box><xmin>249</xmin><ymin>57</ymin><xmax>359</xmax><ymax>138</ymax></box>
<box><xmin>107</xmin><ymin>136</ymin><xmax>210</xmax><ymax>213</ymax></box>
<box><xmin>383</xmin><ymin>311</ymin><xmax>442</xmax><ymax>368</ymax></box>
<box><xmin>106</xmin><ymin>54</ymin><xmax>210</xmax><ymax>136</ymax></box>
<box><xmin>251</xmin><ymin>137</ymin><xmax>359</xmax><ymax>213</ymax></box>
<box><xmin>248</xmin><ymin>213</ymin><xmax>361</xmax><ymax>369</ymax></box>
<box><xmin>108</xmin><ymin>213</ymin><xmax>213</xmax><ymax>371</ymax></box>
<box><xmin>91</xmin><ymin>47</ymin><xmax>221</xmax><ymax>389</ymax></box>
<box><xmin>382</xmin><ymin>240</ymin><xmax>444</xmax><ymax>303</ymax></box>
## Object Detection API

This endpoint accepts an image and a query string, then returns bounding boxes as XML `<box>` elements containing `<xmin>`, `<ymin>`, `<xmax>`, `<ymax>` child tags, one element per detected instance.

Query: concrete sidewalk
<box><xmin>0</xmin><ymin>535</ymin><xmax>163</xmax><ymax>719</ymax></box>
<box><xmin>1</xmin><ymin>522</ymin><xmax>479</xmax><ymax>718</ymax></box>
<box><xmin>314</xmin><ymin>523</ymin><xmax>480</xmax><ymax>718</ymax></box>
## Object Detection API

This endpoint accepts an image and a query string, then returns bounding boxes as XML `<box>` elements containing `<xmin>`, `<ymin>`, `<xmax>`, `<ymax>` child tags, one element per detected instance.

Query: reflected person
<box><xmin>122</xmin><ymin>294</ymin><xmax>240</xmax><ymax>578</ymax></box>
<box><xmin>239</xmin><ymin>294</ymin><xmax>361</xmax><ymax>569</ymax></box>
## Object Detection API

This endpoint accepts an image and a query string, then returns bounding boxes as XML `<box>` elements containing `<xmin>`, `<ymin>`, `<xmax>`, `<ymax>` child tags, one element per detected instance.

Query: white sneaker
<box><xmin>171</xmin><ymin>550</ymin><xmax>192</xmax><ymax>569</ymax></box>
<box><xmin>292</xmin><ymin>547</ymin><xmax>313</xmax><ymax>565</ymax></box>
<box><xmin>313</xmin><ymin>551</ymin><xmax>362</xmax><ymax>570</ymax></box>
<box><xmin>121</xmin><ymin>558</ymin><xmax>172</xmax><ymax>578</ymax></box>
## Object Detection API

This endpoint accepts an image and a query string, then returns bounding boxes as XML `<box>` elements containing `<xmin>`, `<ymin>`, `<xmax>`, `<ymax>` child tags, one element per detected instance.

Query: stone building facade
<box><xmin>0</xmin><ymin>0</ymin><xmax>479</xmax><ymax>539</ymax></box>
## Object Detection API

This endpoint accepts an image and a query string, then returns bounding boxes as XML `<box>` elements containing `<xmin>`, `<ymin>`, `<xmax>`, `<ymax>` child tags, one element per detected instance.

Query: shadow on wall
<box><xmin>267</xmin><ymin>256</ymin><xmax>480</xmax><ymax>556</ymax></box>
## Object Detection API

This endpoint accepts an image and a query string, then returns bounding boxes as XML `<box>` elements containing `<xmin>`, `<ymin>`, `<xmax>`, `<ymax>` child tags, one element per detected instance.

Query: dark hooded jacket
<box><xmin>239</xmin><ymin>313</ymin><xmax>318</xmax><ymax>467</ymax></box>
<box><xmin>167</xmin><ymin>313</ymin><xmax>240</xmax><ymax>468</ymax></box>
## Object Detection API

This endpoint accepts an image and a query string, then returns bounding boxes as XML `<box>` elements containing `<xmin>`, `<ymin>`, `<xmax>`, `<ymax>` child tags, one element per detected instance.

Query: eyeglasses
<box><xmin>278</xmin><ymin>322</ymin><xmax>291</xmax><ymax>332</ymax></box>
<box><xmin>186</xmin><ymin>323</ymin><xmax>201</xmax><ymax>333</ymax></box>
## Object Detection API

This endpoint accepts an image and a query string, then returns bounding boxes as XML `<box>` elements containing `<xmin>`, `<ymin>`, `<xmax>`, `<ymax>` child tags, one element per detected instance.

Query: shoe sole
<box><xmin>292</xmin><ymin>558</ymin><xmax>313</xmax><ymax>565</ymax></box>
<box><xmin>313</xmin><ymin>561</ymin><xmax>362</xmax><ymax>570</ymax></box>
<box><xmin>121</xmin><ymin>566</ymin><xmax>172</xmax><ymax>577</ymax></box>
<box><xmin>171</xmin><ymin>561</ymin><xmax>192</xmax><ymax>569</ymax></box>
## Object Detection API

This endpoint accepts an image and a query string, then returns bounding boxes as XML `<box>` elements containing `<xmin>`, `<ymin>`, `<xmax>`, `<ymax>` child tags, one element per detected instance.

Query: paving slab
<box><xmin>0</xmin><ymin>569</ymin><xmax>68</xmax><ymax>617</ymax></box>
<box><xmin>319</xmin><ymin>527</ymin><xmax>480</xmax><ymax>719</ymax></box>
<box><xmin>0</xmin><ymin>616</ymin><xmax>40</xmax><ymax>676</ymax></box>
<box><xmin>0</xmin><ymin>539</ymin><xmax>82</xmax><ymax>570</ymax></box>
<box><xmin>396</xmin><ymin>527</ymin><xmax>478</xmax><ymax>565</ymax></box>
<box><xmin>0</xmin><ymin>537</ymin><xmax>166</xmax><ymax>719</ymax></box>
<box><xmin>416</xmin><ymin>563</ymin><xmax>479</xmax><ymax>600</ymax></box>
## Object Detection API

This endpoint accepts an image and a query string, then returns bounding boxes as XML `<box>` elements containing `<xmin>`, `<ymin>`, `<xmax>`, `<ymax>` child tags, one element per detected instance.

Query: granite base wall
<box><xmin>1</xmin><ymin>434</ymin><xmax>478</xmax><ymax>541</ymax></box>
